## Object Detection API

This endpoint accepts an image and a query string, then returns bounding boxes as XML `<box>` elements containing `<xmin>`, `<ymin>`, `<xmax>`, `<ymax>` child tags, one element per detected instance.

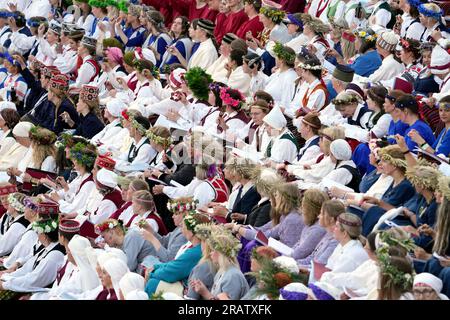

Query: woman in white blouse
<box><xmin>0</xmin><ymin>107</ymin><xmax>20</xmax><ymax>158</ymax></box>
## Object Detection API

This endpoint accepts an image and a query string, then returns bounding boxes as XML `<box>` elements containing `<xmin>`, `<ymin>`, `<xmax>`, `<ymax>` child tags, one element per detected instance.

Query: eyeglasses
<box><xmin>413</xmin><ymin>288</ymin><xmax>436</xmax><ymax>296</ymax></box>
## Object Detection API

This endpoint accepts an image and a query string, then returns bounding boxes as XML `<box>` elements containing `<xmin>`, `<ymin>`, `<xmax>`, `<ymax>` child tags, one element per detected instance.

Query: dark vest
<box><xmin>340</xmin><ymin>164</ymin><xmax>362</xmax><ymax>192</ymax></box>
<box><xmin>127</xmin><ymin>138</ymin><xmax>150</xmax><ymax>163</ymax></box>
<box><xmin>347</xmin><ymin>106</ymin><xmax>372</xmax><ymax>129</ymax></box>
<box><xmin>297</xmin><ymin>136</ymin><xmax>320</xmax><ymax>161</ymax></box>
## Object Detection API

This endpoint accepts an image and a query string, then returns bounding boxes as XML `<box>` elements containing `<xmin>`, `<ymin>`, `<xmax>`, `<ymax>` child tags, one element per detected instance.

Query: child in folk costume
<box><xmin>128</xmin><ymin>190</ymin><xmax>167</xmax><ymax>235</ymax></box>
<box><xmin>300</xmin><ymin>13</ymin><xmax>331</xmax><ymax>63</ymax></box>
<box><xmin>0</xmin><ymin>216</ymin><xmax>65</xmax><ymax>299</ymax></box>
<box><xmin>34</xmin><ymin>21</ymin><xmax>61</xmax><ymax>66</ymax></box>
<box><xmin>206</xmin><ymin>33</ymin><xmax>239</xmax><ymax>83</ymax></box>
<box><xmin>0</xmin><ymin>193</ymin><xmax>28</xmax><ymax>257</ymax></box>
<box><xmin>91</xmin><ymin>98</ymin><xmax>128</xmax><ymax>154</ymax></box>
<box><xmin>263</xmin><ymin>43</ymin><xmax>297</xmax><ymax>110</ymax></box>
<box><xmin>191</xmin><ymin>226</ymin><xmax>249</xmax><ymax>300</ymax></box>
<box><xmin>263</xmin><ymin>105</ymin><xmax>299</xmax><ymax>164</ymax></box>
<box><xmin>70</xmin><ymin>35</ymin><xmax>100</xmax><ymax>89</ymax></box>
<box><xmin>146</xmin><ymin>126</ymin><xmax>175</xmax><ymax>172</ymax></box>
<box><xmin>53</xmin><ymin>25</ymin><xmax>84</xmax><ymax>76</ymax></box>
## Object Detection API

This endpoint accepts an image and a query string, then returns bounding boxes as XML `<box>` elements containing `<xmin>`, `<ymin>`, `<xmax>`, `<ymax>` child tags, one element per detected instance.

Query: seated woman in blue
<box><xmin>160</xmin><ymin>16</ymin><xmax>193</xmax><ymax>72</ymax></box>
<box><xmin>408</xmin><ymin>96</ymin><xmax>450</xmax><ymax>158</ymax></box>
<box><xmin>142</xmin><ymin>10</ymin><xmax>172</xmax><ymax>68</ymax></box>
<box><xmin>112</xmin><ymin>4</ymin><xmax>146</xmax><ymax>52</ymax></box>
<box><xmin>384</xmin><ymin>89</ymin><xmax>409</xmax><ymax>144</ymax></box>
<box><xmin>395</xmin><ymin>94</ymin><xmax>435</xmax><ymax>152</ymax></box>
<box><xmin>385</xmin><ymin>165</ymin><xmax>439</xmax><ymax>250</ymax></box>
<box><xmin>61</xmin><ymin>84</ymin><xmax>105</xmax><ymax>139</ymax></box>
<box><xmin>358</xmin><ymin>145</ymin><xmax>416</xmax><ymax>236</ymax></box>
<box><xmin>144</xmin><ymin>211</ymin><xmax>209</xmax><ymax>297</ymax></box>
<box><xmin>190</xmin><ymin>227</ymin><xmax>249</xmax><ymax>300</ymax></box>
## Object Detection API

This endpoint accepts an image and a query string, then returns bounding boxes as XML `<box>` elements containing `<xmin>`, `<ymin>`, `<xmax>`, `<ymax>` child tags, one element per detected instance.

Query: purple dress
<box><xmin>237</xmin><ymin>211</ymin><xmax>304</xmax><ymax>273</ymax></box>
<box><xmin>291</xmin><ymin>221</ymin><xmax>327</xmax><ymax>265</ymax></box>
<box><xmin>297</xmin><ymin>232</ymin><xmax>338</xmax><ymax>268</ymax></box>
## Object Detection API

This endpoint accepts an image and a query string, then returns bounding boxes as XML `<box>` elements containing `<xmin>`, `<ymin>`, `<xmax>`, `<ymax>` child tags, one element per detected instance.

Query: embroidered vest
<box><xmin>347</xmin><ymin>105</ymin><xmax>371</xmax><ymax>128</ymax></box>
<box><xmin>297</xmin><ymin>136</ymin><xmax>320</xmax><ymax>161</ymax></box>
<box><xmin>301</xmin><ymin>82</ymin><xmax>329</xmax><ymax>113</ymax></box>
<box><xmin>206</xmin><ymin>176</ymin><xmax>229</xmax><ymax>203</ymax></box>
<box><xmin>10</xmin><ymin>215</ymin><xmax>30</xmax><ymax>228</ymax></box>
<box><xmin>265</xmin><ymin>131</ymin><xmax>300</xmax><ymax>158</ymax></box>
<box><xmin>33</xmin><ymin>243</ymin><xmax>66</xmax><ymax>270</ymax></box>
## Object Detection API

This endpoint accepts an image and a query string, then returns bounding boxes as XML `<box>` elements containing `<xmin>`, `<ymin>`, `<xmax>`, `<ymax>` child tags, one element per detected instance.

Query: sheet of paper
<box><xmin>268</xmin><ymin>237</ymin><xmax>293</xmax><ymax>256</ymax></box>
<box><xmin>0</xmin><ymin>171</ymin><xmax>10</xmax><ymax>183</ymax></box>
<box><xmin>154</xmin><ymin>115</ymin><xmax>189</xmax><ymax>132</ymax></box>
<box><xmin>230</xmin><ymin>147</ymin><xmax>265</xmax><ymax>164</ymax></box>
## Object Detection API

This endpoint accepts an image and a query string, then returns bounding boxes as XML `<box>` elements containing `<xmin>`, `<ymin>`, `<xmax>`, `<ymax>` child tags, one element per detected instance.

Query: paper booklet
<box><xmin>268</xmin><ymin>237</ymin><xmax>293</xmax><ymax>256</ymax></box>
<box><xmin>414</xmin><ymin>147</ymin><xmax>450</xmax><ymax>164</ymax></box>
<box><xmin>255</xmin><ymin>231</ymin><xmax>269</xmax><ymax>246</ymax></box>
<box><xmin>147</xmin><ymin>177</ymin><xmax>169</xmax><ymax>186</ymax></box>
<box><xmin>154</xmin><ymin>115</ymin><xmax>189</xmax><ymax>132</ymax></box>
<box><xmin>230</xmin><ymin>147</ymin><xmax>265</xmax><ymax>164</ymax></box>
<box><xmin>115</xmin><ymin>162</ymin><xmax>153</xmax><ymax>173</ymax></box>
<box><xmin>321</xmin><ymin>177</ymin><xmax>354</xmax><ymax>193</ymax></box>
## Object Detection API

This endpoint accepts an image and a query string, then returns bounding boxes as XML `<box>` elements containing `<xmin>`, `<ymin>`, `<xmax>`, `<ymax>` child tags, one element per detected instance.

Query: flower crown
<box><xmin>146</xmin><ymin>130</ymin><xmax>172</xmax><ymax>147</ymax></box>
<box><xmin>131</xmin><ymin>119</ymin><xmax>148</xmax><ymax>135</ymax></box>
<box><xmin>273</xmin><ymin>42</ymin><xmax>295</xmax><ymax>65</ymax></box>
<box><xmin>29</xmin><ymin>125</ymin><xmax>57</xmax><ymax>145</ymax></box>
<box><xmin>32</xmin><ymin>218</ymin><xmax>59</xmax><ymax>234</ymax></box>
<box><xmin>183</xmin><ymin>211</ymin><xmax>210</xmax><ymax>233</ymax></box>
<box><xmin>379</xmin><ymin>151</ymin><xmax>407</xmax><ymax>169</ymax></box>
<box><xmin>405</xmin><ymin>166</ymin><xmax>441</xmax><ymax>191</ymax></box>
<box><xmin>206</xmin><ymin>228</ymin><xmax>242</xmax><ymax>258</ymax></box>
<box><xmin>331</xmin><ymin>95</ymin><xmax>360</xmax><ymax>106</ymax></box>
<box><xmin>297</xmin><ymin>62</ymin><xmax>322</xmax><ymax>71</ymax></box>
<box><xmin>7</xmin><ymin>193</ymin><xmax>25</xmax><ymax>212</ymax></box>
<box><xmin>354</xmin><ymin>30</ymin><xmax>377</xmax><ymax>42</ymax></box>
<box><xmin>69</xmin><ymin>142</ymin><xmax>97</xmax><ymax>168</ymax></box>
<box><xmin>95</xmin><ymin>219</ymin><xmax>120</xmax><ymax>234</ymax></box>
<box><xmin>219</xmin><ymin>87</ymin><xmax>244</xmax><ymax>109</ymax></box>
<box><xmin>167</xmin><ymin>198</ymin><xmax>198</xmax><ymax>213</ymax></box>
<box><xmin>259</xmin><ymin>7</ymin><xmax>285</xmax><ymax>24</ymax></box>
<box><xmin>438</xmin><ymin>176</ymin><xmax>450</xmax><ymax>202</ymax></box>
<box><xmin>193</xmin><ymin>223</ymin><xmax>215</xmax><ymax>241</ymax></box>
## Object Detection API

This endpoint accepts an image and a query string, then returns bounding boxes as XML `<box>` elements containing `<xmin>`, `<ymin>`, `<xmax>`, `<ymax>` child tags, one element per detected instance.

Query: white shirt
<box><xmin>206</xmin><ymin>55</ymin><xmax>228</xmax><ymax>83</ymax></box>
<box><xmin>294</xmin><ymin>135</ymin><xmax>321</xmax><ymax>166</ymax></box>
<box><xmin>88</xmin><ymin>196</ymin><xmax>119</xmax><ymax>225</ymax></box>
<box><xmin>2</xmin><ymin>226</ymin><xmax>37</xmax><ymax>269</ymax></box>
<box><xmin>368</xmin><ymin>1</ymin><xmax>391</xmax><ymax>30</ymax></box>
<box><xmin>23</xmin><ymin>0</ymin><xmax>51</xmax><ymax>20</ymax></box>
<box><xmin>72</xmin><ymin>55</ymin><xmax>97</xmax><ymax>89</ymax></box>
<box><xmin>268</xmin><ymin>129</ymin><xmax>298</xmax><ymax>163</ymax></box>
<box><xmin>118</xmin><ymin>137</ymin><xmax>157</xmax><ymax>165</ymax></box>
<box><xmin>9</xmin><ymin>30</ymin><xmax>36</xmax><ymax>56</ymax></box>
<box><xmin>2</xmin><ymin>242</ymin><xmax>65</xmax><ymax>292</ymax></box>
<box><xmin>325</xmin><ymin>239</ymin><xmax>369</xmax><ymax>273</ymax></box>
<box><xmin>0</xmin><ymin>214</ymin><xmax>27</xmax><ymax>256</ymax></box>
<box><xmin>58</xmin><ymin>173</ymin><xmax>96</xmax><ymax>215</ymax></box>
<box><xmin>77</xmin><ymin>14</ymin><xmax>96</xmax><ymax>34</ymax></box>
<box><xmin>35</xmin><ymin>38</ymin><xmax>58</xmax><ymax>66</ymax></box>
<box><xmin>162</xmin><ymin>178</ymin><xmax>216</xmax><ymax>206</ymax></box>
<box><xmin>249</xmin><ymin>71</ymin><xmax>269</xmax><ymax>98</ymax></box>
<box><xmin>53</xmin><ymin>48</ymin><xmax>78</xmax><ymax>75</ymax></box>
<box><xmin>264</xmin><ymin>69</ymin><xmax>297</xmax><ymax>109</ymax></box>
<box><xmin>0</xmin><ymin>25</ymin><xmax>11</xmax><ymax>47</ymax></box>
<box><xmin>129</xmin><ymin>210</ymin><xmax>159</xmax><ymax>233</ymax></box>
<box><xmin>360</xmin><ymin>54</ymin><xmax>405</xmax><ymax>83</ymax></box>
<box><xmin>400</xmin><ymin>13</ymin><xmax>425</xmax><ymax>41</ymax></box>
<box><xmin>188</xmin><ymin>38</ymin><xmax>218</xmax><ymax>70</ymax></box>
<box><xmin>90</xmin><ymin>118</ymin><xmax>128</xmax><ymax>152</ymax></box>
<box><xmin>297</xmin><ymin>79</ymin><xmax>327</xmax><ymax>113</ymax></box>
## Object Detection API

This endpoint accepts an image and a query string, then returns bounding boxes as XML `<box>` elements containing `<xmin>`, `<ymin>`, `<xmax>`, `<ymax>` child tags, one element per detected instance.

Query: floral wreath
<box><xmin>405</xmin><ymin>165</ymin><xmax>441</xmax><ymax>191</ymax></box>
<box><xmin>219</xmin><ymin>87</ymin><xmax>245</xmax><ymax>109</ymax></box>
<box><xmin>69</xmin><ymin>142</ymin><xmax>97</xmax><ymax>168</ymax></box>
<box><xmin>331</xmin><ymin>94</ymin><xmax>360</xmax><ymax>106</ymax></box>
<box><xmin>183</xmin><ymin>211</ymin><xmax>211</xmax><ymax>233</ymax></box>
<box><xmin>418</xmin><ymin>3</ymin><xmax>443</xmax><ymax>20</ymax></box>
<box><xmin>7</xmin><ymin>193</ymin><xmax>25</xmax><ymax>212</ymax></box>
<box><xmin>193</xmin><ymin>223</ymin><xmax>215</xmax><ymax>241</ymax></box>
<box><xmin>95</xmin><ymin>219</ymin><xmax>120</xmax><ymax>234</ymax></box>
<box><xmin>376</xmin><ymin>233</ymin><xmax>415</xmax><ymax>290</ymax></box>
<box><xmin>131</xmin><ymin>119</ymin><xmax>148</xmax><ymax>135</ymax></box>
<box><xmin>146</xmin><ymin>130</ymin><xmax>172</xmax><ymax>148</ymax></box>
<box><xmin>273</xmin><ymin>42</ymin><xmax>295</xmax><ymax>65</ymax></box>
<box><xmin>297</xmin><ymin>61</ymin><xmax>322</xmax><ymax>71</ymax></box>
<box><xmin>438</xmin><ymin>176</ymin><xmax>450</xmax><ymax>202</ymax></box>
<box><xmin>259</xmin><ymin>7</ymin><xmax>285</xmax><ymax>24</ymax></box>
<box><xmin>206</xmin><ymin>228</ymin><xmax>242</xmax><ymax>258</ymax></box>
<box><xmin>167</xmin><ymin>198</ymin><xmax>198</xmax><ymax>213</ymax></box>
<box><xmin>29</xmin><ymin>125</ymin><xmax>57</xmax><ymax>146</ymax></box>
<box><xmin>354</xmin><ymin>29</ymin><xmax>377</xmax><ymax>42</ymax></box>
<box><xmin>32</xmin><ymin>218</ymin><xmax>59</xmax><ymax>234</ymax></box>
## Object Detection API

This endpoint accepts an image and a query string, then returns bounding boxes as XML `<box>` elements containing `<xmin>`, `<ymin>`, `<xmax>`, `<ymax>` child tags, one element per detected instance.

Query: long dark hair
<box><xmin>367</xmin><ymin>85</ymin><xmax>388</xmax><ymax>125</ymax></box>
<box><xmin>171</xmin><ymin>15</ymin><xmax>190</xmax><ymax>39</ymax></box>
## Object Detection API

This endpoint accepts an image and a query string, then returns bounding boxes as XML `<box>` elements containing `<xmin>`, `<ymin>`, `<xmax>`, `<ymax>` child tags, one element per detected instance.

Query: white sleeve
<box><xmin>38</xmin><ymin>38</ymin><xmax>57</xmax><ymax>60</ymax></box>
<box><xmin>306</xmin><ymin>89</ymin><xmax>326</xmax><ymax>111</ymax></box>
<box><xmin>375</xmin><ymin>9</ymin><xmax>391</xmax><ymax>28</ymax></box>
<box><xmin>58</xmin><ymin>181</ymin><xmax>96</xmax><ymax>215</ymax></box>
<box><xmin>41</xmin><ymin>156</ymin><xmax>57</xmax><ymax>173</ymax></box>
<box><xmin>162</xmin><ymin>179</ymin><xmax>201</xmax><ymax>199</ymax></box>
<box><xmin>270</xmin><ymin>139</ymin><xmax>297</xmax><ymax>163</ymax></box>
<box><xmin>3</xmin><ymin>251</ymin><xmax>65</xmax><ymax>292</ymax></box>
<box><xmin>132</xmin><ymin>144</ymin><xmax>157</xmax><ymax>165</ymax></box>
<box><xmin>89</xmin><ymin>199</ymin><xmax>117</xmax><ymax>225</ymax></box>
<box><xmin>370</xmin><ymin>114</ymin><xmax>392</xmax><ymax>138</ymax></box>
<box><xmin>72</xmin><ymin>62</ymin><xmax>96</xmax><ymax>88</ymax></box>
<box><xmin>295</xmin><ymin>145</ymin><xmax>321</xmax><ymax>165</ymax></box>
<box><xmin>193</xmin><ymin>182</ymin><xmax>216</xmax><ymax>207</ymax></box>
<box><xmin>0</xmin><ymin>223</ymin><xmax>26</xmax><ymax>257</ymax></box>
<box><xmin>321</xmin><ymin>167</ymin><xmax>353</xmax><ymax>187</ymax></box>
<box><xmin>10</xmin><ymin>33</ymin><xmax>35</xmax><ymax>53</ymax></box>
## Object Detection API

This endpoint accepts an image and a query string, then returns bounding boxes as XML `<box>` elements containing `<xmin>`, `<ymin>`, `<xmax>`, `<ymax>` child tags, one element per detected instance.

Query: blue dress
<box><xmin>119</xmin><ymin>25</ymin><xmax>146</xmax><ymax>51</ymax></box>
<box><xmin>348</xmin><ymin>50</ymin><xmax>382</xmax><ymax>77</ymax></box>
<box><xmin>74</xmin><ymin>112</ymin><xmax>105</xmax><ymax>139</ymax></box>
<box><xmin>433</xmin><ymin>128</ymin><xmax>450</xmax><ymax>157</ymax></box>
<box><xmin>404</xmin><ymin>120</ymin><xmax>436</xmax><ymax>151</ymax></box>
<box><xmin>387</xmin><ymin>120</ymin><xmax>409</xmax><ymax>144</ymax></box>
<box><xmin>145</xmin><ymin>244</ymin><xmax>202</xmax><ymax>296</ymax></box>
<box><xmin>359</xmin><ymin>169</ymin><xmax>381</xmax><ymax>194</ymax></box>
<box><xmin>352</xmin><ymin>143</ymin><xmax>376</xmax><ymax>177</ymax></box>
<box><xmin>361</xmin><ymin>179</ymin><xmax>416</xmax><ymax>236</ymax></box>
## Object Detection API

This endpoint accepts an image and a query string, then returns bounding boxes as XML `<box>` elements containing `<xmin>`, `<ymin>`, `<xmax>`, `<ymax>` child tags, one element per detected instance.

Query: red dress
<box><xmin>222</xmin><ymin>9</ymin><xmax>249</xmax><ymax>40</ymax></box>
<box><xmin>236</xmin><ymin>15</ymin><xmax>264</xmax><ymax>40</ymax></box>
<box><xmin>214</xmin><ymin>12</ymin><xmax>229</xmax><ymax>43</ymax></box>
<box><xmin>205</xmin><ymin>175</ymin><xmax>229</xmax><ymax>224</ymax></box>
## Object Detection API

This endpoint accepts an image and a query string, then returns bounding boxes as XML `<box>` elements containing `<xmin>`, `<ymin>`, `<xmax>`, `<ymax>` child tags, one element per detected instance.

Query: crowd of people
<box><xmin>0</xmin><ymin>0</ymin><xmax>448</xmax><ymax>300</ymax></box>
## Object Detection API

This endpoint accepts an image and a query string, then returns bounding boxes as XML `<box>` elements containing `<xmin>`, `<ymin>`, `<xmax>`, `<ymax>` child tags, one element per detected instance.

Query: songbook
<box><xmin>312</xmin><ymin>260</ymin><xmax>331</xmax><ymax>281</ymax></box>
<box><xmin>255</xmin><ymin>231</ymin><xmax>269</xmax><ymax>246</ymax></box>
<box><xmin>115</xmin><ymin>162</ymin><xmax>152</xmax><ymax>173</ymax></box>
<box><xmin>268</xmin><ymin>237</ymin><xmax>293</xmax><ymax>256</ymax></box>
<box><xmin>414</xmin><ymin>147</ymin><xmax>450</xmax><ymax>165</ymax></box>
<box><xmin>230</xmin><ymin>147</ymin><xmax>265</xmax><ymax>164</ymax></box>
<box><xmin>147</xmin><ymin>176</ymin><xmax>169</xmax><ymax>186</ymax></box>
<box><xmin>154</xmin><ymin>115</ymin><xmax>189</xmax><ymax>132</ymax></box>
<box><xmin>22</xmin><ymin>168</ymin><xmax>57</xmax><ymax>192</ymax></box>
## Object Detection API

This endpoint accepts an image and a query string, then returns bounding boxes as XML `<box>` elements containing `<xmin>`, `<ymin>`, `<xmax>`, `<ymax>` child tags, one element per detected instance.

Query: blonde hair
<box><xmin>129</xmin><ymin>179</ymin><xmax>150</xmax><ymax>192</ymax></box>
<box><xmin>271</xmin><ymin>182</ymin><xmax>300</xmax><ymax>225</ymax></box>
<box><xmin>301</xmin><ymin>189</ymin><xmax>329</xmax><ymax>226</ymax></box>
<box><xmin>337</xmin><ymin>213</ymin><xmax>362</xmax><ymax>239</ymax></box>
<box><xmin>321</xmin><ymin>200</ymin><xmax>346</xmax><ymax>224</ymax></box>
<box><xmin>132</xmin><ymin>190</ymin><xmax>155</xmax><ymax>211</ymax></box>
<box><xmin>32</xmin><ymin>143</ymin><xmax>56</xmax><ymax>169</ymax></box>
<box><xmin>320</xmin><ymin>126</ymin><xmax>345</xmax><ymax>155</ymax></box>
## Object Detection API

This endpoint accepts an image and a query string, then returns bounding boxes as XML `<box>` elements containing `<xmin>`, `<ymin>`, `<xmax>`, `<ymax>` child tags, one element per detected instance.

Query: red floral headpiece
<box><xmin>219</xmin><ymin>87</ymin><xmax>245</xmax><ymax>108</ymax></box>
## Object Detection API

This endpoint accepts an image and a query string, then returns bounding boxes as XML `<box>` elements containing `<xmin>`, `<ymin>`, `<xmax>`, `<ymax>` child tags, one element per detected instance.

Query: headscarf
<box><xmin>68</xmin><ymin>235</ymin><xmax>101</xmax><ymax>291</ymax></box>
<box><xmin>103</xmin><ymin>258</ymin><xmax>129</xmax><ymax>299</ymax></box>
<box><xmin>106</xmin><ymin>47</ymin><xmax>123</xmax><ymax>65</ymax></box>
<box><xmin>118</xmin><ymin>272</ymin><xmax>145</xmax><ymax>299</ymax></box>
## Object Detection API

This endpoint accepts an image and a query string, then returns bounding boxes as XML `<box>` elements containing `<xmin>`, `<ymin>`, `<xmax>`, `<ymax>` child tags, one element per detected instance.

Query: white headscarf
<box><xmin>330</xmin><ymin>139</ymin><xmax>352</xmax><ymax>161</ymax></box>
<box><xmin>103</xmin><ymin>258</ymin><xmax>129</xmax><ymax>299</ymax></box>
<box><xmin>126</xmin><ymin>289</ymin><xmax>149</xmax><ymax>300</ymax></box>
<box><xmin>68</xmin><ymin>235</ymin><xmax>101</xmax><ymax>291</ymax></box>
<box><xmin>119</xmin><ymin>272</ymin><xmax>145</xmax><ymax>300</ymax></box>
<box><xmin>414</xmin><ymin>272</ymin><xmax>449</xmax><ymax>300</ymax></box>
<box><xmin>263</xmin><ymin>106</ymin><xmax>287</xmax><ymax>131</ymax></box>
<box><xmin>106</xmin><ymin>99</ymin><xmax>127</xmax><ymax>118</ymax></box>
